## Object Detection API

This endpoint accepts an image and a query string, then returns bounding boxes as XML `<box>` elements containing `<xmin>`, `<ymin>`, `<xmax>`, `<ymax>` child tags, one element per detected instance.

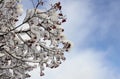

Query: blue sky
<box><xmin>21</xmin><ymin>0</ymin><xmax>120</xmax><ymax>79</ymax></box>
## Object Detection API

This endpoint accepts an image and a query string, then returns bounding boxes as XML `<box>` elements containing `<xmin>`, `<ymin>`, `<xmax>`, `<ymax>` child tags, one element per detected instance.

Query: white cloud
<box><xmin>60</xmin><ymin>0</ymin><xmax>94</xmax><ymax>48</ymax></box>
<box><xmin>59</xmin><ymin>0</ymin><xmax>120</xmax><ymax>50</ymax></box>
<box><xmin>53</xmin><ymin>49</ymin><xmax>118</xmax><ymax>79</ymax></box>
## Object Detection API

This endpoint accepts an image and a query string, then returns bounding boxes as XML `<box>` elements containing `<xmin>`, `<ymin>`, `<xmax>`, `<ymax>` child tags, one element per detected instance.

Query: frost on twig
<box><xmin>0</xmin><ymin>0</ymin><xmax>72</xmax><ymax>79</ymax></box>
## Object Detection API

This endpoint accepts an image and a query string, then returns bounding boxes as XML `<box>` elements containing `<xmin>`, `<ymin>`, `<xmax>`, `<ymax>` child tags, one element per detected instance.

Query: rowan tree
<box><xmin>0</xmin><ymin>0</ymin><xmax>72</xmax><ymax>79</ymax></box>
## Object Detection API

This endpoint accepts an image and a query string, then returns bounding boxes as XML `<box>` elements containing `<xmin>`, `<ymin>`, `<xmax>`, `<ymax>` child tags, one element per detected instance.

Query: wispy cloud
<box><xmin>53</xmin><ymin>49</ymin><xmax>120</xmax><ymax>79</ymax></box>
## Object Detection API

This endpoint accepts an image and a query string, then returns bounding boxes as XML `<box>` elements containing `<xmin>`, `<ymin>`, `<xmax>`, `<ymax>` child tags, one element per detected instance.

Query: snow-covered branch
<box><xmin>0</xmin><ymin>0</ymin><xmax>72</xmax><ymax>79</ymax></box>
